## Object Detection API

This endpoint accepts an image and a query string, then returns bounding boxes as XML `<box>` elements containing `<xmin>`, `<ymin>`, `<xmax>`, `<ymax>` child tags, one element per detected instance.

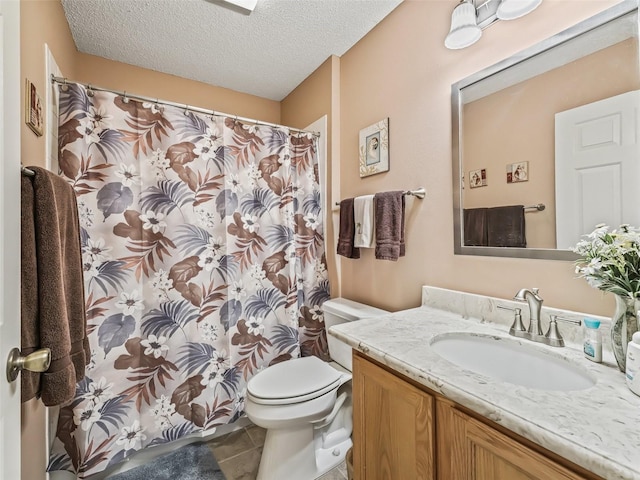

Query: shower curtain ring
<box><xmin>184</xmin><ymin>105</ymin><xmax>190</xmax><ymax>116</ymax></box>
<box><xmin>87</xmin><ymin>84</ymin><xmax>94</xmax><ymax>97</ymax></box>
<box><xmin>122</xmin><ymin>91</ymin><xmax>129</xmax><ymax>103</ymax></box>
<box><xmin>61</xmin><ymin>78</ymin><xmax>69</xmax><ymax>92</ymax></box>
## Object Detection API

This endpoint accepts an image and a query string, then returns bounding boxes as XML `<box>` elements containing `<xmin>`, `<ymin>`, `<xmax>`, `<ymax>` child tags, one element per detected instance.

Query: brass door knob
<box><xmin>6</xmin><ymin>348</ymin><xmax>51</xmax><ymax>383</ymax></box>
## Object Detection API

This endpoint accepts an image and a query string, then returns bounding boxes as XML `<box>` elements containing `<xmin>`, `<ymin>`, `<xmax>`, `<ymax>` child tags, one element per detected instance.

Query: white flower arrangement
<box><xmin>573</xmin><ymin>224</ymin><xmax>640</xmax><ymax>299</ymax></box>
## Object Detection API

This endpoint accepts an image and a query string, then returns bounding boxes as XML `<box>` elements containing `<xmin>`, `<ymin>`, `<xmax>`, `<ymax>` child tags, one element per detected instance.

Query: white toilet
<box><xmin>245</xmin><ymin>298</ymin><xmax>389</xmax><ymax>480</ymax></box>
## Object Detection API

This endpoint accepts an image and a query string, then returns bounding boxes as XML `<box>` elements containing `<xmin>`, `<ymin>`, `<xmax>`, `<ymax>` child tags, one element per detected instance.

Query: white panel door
<box><xmin>555</xmin><ymin>90</ymin><xmax>640</xmax><ymax>249</ymax></box>
<box><xmin>0</xmin><ymin>1</ymin><xmax>22</xmax><ymax>479</ymax></box>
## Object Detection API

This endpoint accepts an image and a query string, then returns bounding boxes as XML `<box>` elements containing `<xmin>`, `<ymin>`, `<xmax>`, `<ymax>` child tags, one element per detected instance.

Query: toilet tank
<box><xmin>323</xmin><ymin>298</ymin><xmax>389</xmax><ymax>371</ymax></box>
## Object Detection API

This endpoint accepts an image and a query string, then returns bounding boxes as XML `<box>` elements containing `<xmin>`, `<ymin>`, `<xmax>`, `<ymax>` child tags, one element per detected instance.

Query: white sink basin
<box><xmin>430</xmin><ymin>333</ymin><xmax>596</xmax><ymax>391</ymax></box>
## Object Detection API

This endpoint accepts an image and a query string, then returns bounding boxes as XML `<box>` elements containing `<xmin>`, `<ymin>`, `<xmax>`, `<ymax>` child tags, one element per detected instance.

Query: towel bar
<box><xmin>335</xmin><ymin>187</ymin><xmax>426</xmax><ymax>206</ymax></box>
<box><xmin>524</xmin><ymin>204</ymin><xmax>545</xmax><ymax>211</ymax></box>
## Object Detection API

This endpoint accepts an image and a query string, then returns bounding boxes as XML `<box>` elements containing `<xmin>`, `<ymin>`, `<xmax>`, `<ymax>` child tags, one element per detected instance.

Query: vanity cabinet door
<box><xmin>352</xmin><ymin>353</ymin><xmax>435</xmax><ymax>480</ymax></box>
<box><xmin>436</xmin><ymin>399</ymin><xmax>589</xmax><ymax>480</ymax></box>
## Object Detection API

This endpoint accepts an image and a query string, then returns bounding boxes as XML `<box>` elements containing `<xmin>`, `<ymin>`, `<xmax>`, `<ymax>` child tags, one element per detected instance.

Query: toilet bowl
<box><xmin>244</xmin><ymin>298</ymin><xmax>389</xmax><ymax>480</ymax></box>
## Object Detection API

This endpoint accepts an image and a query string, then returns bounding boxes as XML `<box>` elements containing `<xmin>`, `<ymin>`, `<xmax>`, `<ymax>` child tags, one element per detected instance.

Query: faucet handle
<box><xmin>497</xmin><ymin>305</ymin><xmax>527</xmax><ymax>337</ymax></box>
<box><xmin>545</xmin><ymin>315</ymin><xmax>581</xmax><ymax>347</ymax></box>
<box><xmin>551</xmin><ymin>315</ymin><xmax>581</xmax><ymax>325</ymax></box>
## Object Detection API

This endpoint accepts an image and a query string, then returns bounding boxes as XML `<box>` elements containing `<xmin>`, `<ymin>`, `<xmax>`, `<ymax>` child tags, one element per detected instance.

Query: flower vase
<box><xmin>611</xmin><ymin>295</ymin><xmax>640</xmax><ymax>372</ymax></box>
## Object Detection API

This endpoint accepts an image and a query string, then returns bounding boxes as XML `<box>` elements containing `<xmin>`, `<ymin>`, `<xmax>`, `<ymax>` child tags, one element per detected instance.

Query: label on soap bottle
<box><xmin>627</xmin><ymin>349</ymin><xmax>635</xmax><ymax>381</ymax></box>
<box><xmin>627</xmin><ymin>337</ymin><xmax>640</xmax><ymax>396</ymax></box>
<box><xmin>584</xmin><ymin>342</ymin><xmax>595</xmax><ymax>358</ymax></box>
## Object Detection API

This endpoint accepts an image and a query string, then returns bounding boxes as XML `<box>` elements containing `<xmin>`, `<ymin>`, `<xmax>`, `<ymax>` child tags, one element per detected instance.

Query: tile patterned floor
<box><xmin>207</xmin><ymin>424</ymin><xmax>348</xmax><ymax>480</ymax></box>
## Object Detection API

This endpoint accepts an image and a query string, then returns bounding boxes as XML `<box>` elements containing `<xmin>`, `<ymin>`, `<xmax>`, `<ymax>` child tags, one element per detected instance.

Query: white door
<box><xmin>555</xmin><ymin>90</ymin><xmax>640</xmax><ymax>249</ymax></box>
<box><xmin>0</xmin><ymin>1</ymin><xmax>22</xmax><ymax>480</ymax></box>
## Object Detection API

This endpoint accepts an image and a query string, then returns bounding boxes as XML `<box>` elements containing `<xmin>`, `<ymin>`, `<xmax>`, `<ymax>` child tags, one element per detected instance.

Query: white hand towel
<box><xmin>353</xmin><ymin>195</ymin><xmax>375</xmax><ymax>248</ymax></box>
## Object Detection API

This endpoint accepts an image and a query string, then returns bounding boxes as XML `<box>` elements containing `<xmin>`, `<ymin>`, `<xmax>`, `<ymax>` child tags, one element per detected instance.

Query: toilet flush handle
<box><xmin>312</xmin><ymin>391</ymin><xmax>349</xmax><ymax>429</ymax></box>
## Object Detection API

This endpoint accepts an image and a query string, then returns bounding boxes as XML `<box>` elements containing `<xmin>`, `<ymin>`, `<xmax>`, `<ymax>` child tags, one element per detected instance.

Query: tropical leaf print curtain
<box><xmin>48</xmin><ymin>83</ymin><xmax>330</xmax><ymax>478</ymax></box>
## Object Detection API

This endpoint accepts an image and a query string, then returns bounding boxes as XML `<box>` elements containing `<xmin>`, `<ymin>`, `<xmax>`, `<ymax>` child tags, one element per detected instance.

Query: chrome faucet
<box><xmin>499</xmin><ymin>288</ymin><xmax>581</xmax><ymax>347</ymax></box>
<box><xmin>514</xmin><ymin>288</ymin><xmax>545</xmax><ymax>342</ymax></box>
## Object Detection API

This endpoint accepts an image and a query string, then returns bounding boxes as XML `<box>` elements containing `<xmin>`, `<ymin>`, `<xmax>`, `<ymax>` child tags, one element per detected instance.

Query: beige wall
<box><xmin>464</xmin><ymin>39</ymin><xmax>639</xmax><ymax>249</ymax></box>
<box><xmin>73</xmin><ymin>52</ymin><xmax>280</xmax><ymax>124</ymax></box>
<box><xmin>21</xmin><ymin>0</ymin><xmax>77</xmax><ymax>170</ymax></box>
<box><xmin>339</xmin><ymin>0</ymin><xmax>621</xmax><ymax>316</ymax></box>
<box><xmin>281</xmin><ymin>56</ymin><xmax>341</xmax><ymax>296</ymax></box>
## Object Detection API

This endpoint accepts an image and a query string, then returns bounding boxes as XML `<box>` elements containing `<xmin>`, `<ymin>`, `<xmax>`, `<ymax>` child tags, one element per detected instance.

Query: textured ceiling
<box><xmin>61</xmin><ymin>0</ymin><xmax>404</xmax><ymax>101</ymax></box>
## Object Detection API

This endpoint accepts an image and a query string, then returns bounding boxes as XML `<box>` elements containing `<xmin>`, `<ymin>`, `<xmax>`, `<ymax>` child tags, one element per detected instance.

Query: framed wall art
<box><xmin>359</xmin><ymin>117</ymin><xmax>389</xmax><ymax>178</ymax></box>
<box><xmin>507</xmin><ymin>161</ymin><xmax>528</xmax><ymax>183</ymax></box>
<box><xmin>469</xmin><ymin>168</ymin><xmax>487</xmax><ymax>188</ymax></box>
<box><xmin>25</xmin><ymin>79</ymin><xmax>44</xmax><ymax>136</ymax></box>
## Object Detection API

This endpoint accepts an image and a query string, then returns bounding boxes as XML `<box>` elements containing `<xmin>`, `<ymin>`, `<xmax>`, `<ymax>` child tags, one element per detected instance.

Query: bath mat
<box><xmin>107</xmin><ymin>442</ymin><xmax>225</xmax><ymax>480</ymax></box>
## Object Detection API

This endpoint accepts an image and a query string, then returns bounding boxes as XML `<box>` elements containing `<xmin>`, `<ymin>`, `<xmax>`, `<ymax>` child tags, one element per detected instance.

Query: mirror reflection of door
<box><xmin>459</xmin><ymin>10</ymin><xmax>639</xmax><ymax>252</ymax></box>
<box><xmin>452</xmin><ymin>2</ymin><xmax>640</xmax><ymax>260</ymax></box>
<box><xmin>555</xmin><ymin>90</ymin><xmax>640</xmax><ymax>249</ymax></box>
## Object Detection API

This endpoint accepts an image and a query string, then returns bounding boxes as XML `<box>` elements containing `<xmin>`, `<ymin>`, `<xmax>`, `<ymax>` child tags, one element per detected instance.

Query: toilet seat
<box><xmin>248</xmin><ymin>377</ymin><xmax>345</xmax><ymax>405</ymax></box>
<box><xmin>247</xmin><ymin>356</ymin><xmax>349</xmax><ymax>405</ymax></box>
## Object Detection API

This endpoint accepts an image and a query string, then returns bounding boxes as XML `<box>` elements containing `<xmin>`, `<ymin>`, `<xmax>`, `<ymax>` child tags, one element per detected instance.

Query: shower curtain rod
<box><xmin>50</xmin><ymin>75</ymin><xmax>321</xmax><ymax>138</ymax></box>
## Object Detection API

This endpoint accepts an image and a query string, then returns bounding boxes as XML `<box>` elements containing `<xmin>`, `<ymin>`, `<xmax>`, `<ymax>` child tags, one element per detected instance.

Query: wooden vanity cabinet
<box><xmin>437</xmin><ymin>399</ymin><xmax>591</xmax><ymax>480</ymax></box>
<box><xmin>352</xmin><ymin>352</ymin><xmax>436</xmax><ymax>480</ymax></box>
<box><xmin>353</xmin><ymin>351</ymin><xmax>603</xmax><ymax>480</ymax></box>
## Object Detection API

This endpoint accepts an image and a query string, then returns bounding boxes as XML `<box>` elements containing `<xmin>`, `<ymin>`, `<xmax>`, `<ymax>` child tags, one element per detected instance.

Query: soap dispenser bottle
<box><xmin>626</xmin><ymin>331</ymin><xmax>640</xmax><ymax>397</ymax></box>
<box><xmin>583</xmin><ymin>318</ymin><xmax>602</xmax><ymax>363</ymax></box>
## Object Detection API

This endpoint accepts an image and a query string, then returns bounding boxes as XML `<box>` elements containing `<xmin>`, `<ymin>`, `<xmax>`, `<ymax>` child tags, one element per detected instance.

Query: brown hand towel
<box><xmin>337</xmin><ymin>198</ymin><xmax>360</xmax><ymax>259</ymax></box>
<box><xmin>21</xmin><ymin>166</ymin><xmax>90</xmax><ymax>406</ymax></box>
<box><xmin>21</xmin><ymin>175</ymin><xmax>40</xmax><ymax>400</ymax></box>
<box><xmin>463</xmin><ymin>208</ymin><xmax>488</xmax><ymax>246</ymax></box>
<box><xmin>374</xmin><ymin>191</ymin><xmax>405</xmax><ymax>261</ymax></box>
<box><xmin>487</xmin><ymin>205</ymin><xmax>526</xmax><ymax>248</ymax></box>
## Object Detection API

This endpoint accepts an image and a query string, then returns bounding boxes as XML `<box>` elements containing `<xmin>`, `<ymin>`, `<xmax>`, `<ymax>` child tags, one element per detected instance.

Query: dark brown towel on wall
<box><xmin>21</xmin><ymin>175</ymin><xmax>39</xmax><ymax>401</ymax></box>
<box><xmin>463</xmin><ymin>208</ymin><xmax>488</xmax><ymax>246</ymax></box>
<box><xmin>21</xmin><ymin>166</ymin><xmax>90</xmax><ymax>406</ymax></box>
<box><xmin>337</xmin><ymin>198</ymin><xmax>360</xmax><ymax>259</ymax></box>
<box><xmin>374</xmin><ymin>191</ymin><xmax>405</xmax><ymax>261</ymax></box>
<box><xmin>487</xmin><ymin>205</ymin><xmax>526</xmax><ymax>248</ymax></box>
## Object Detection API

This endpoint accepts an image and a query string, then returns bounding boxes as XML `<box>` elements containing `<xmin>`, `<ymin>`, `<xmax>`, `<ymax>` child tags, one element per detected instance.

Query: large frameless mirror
<box><xmin>452</xmin><ymin>0</ymin><xmax>639</xmax><ymax>260</ymax></box>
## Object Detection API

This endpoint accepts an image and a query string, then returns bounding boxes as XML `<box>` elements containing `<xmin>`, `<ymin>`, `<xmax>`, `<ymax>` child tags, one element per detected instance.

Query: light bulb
<box><xmin>496</xmin><ymin>0</ymin><xmax>542</xmax><ymax>21</ymax></box>
<box><xmin>445</xmin><ymin>1</ymin><xmax>482</xmax><ymax>50</ymax></box>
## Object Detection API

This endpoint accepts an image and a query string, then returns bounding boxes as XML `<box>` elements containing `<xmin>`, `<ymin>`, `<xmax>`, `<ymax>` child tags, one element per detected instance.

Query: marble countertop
<box><xmin>329</xmin><ymin>297</ymin><xmax>640</xmax><ymax>480</ymax></box>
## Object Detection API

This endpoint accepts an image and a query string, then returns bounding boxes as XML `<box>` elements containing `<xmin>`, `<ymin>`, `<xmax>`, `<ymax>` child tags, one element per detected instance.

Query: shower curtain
<box><xmin>48</xmin><ymin>83</ymin><xmax>330</xmax><ymax>477</ymax></box>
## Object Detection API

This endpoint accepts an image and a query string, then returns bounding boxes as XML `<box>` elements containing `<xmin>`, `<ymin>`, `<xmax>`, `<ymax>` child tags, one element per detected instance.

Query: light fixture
<box><xmin>496</xmin><ymin>0</ymin><xmax>542</xmax><ymax>20</ymax></box>
<box><xmin>445</xmin><ymin>0</ymin><xmax>542</xmax><ymax>50</ymax></box>
<box><xmin>445</xmin><ymin>0</ymin><xmax>482</xmax><ymax>50</ymax></box>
